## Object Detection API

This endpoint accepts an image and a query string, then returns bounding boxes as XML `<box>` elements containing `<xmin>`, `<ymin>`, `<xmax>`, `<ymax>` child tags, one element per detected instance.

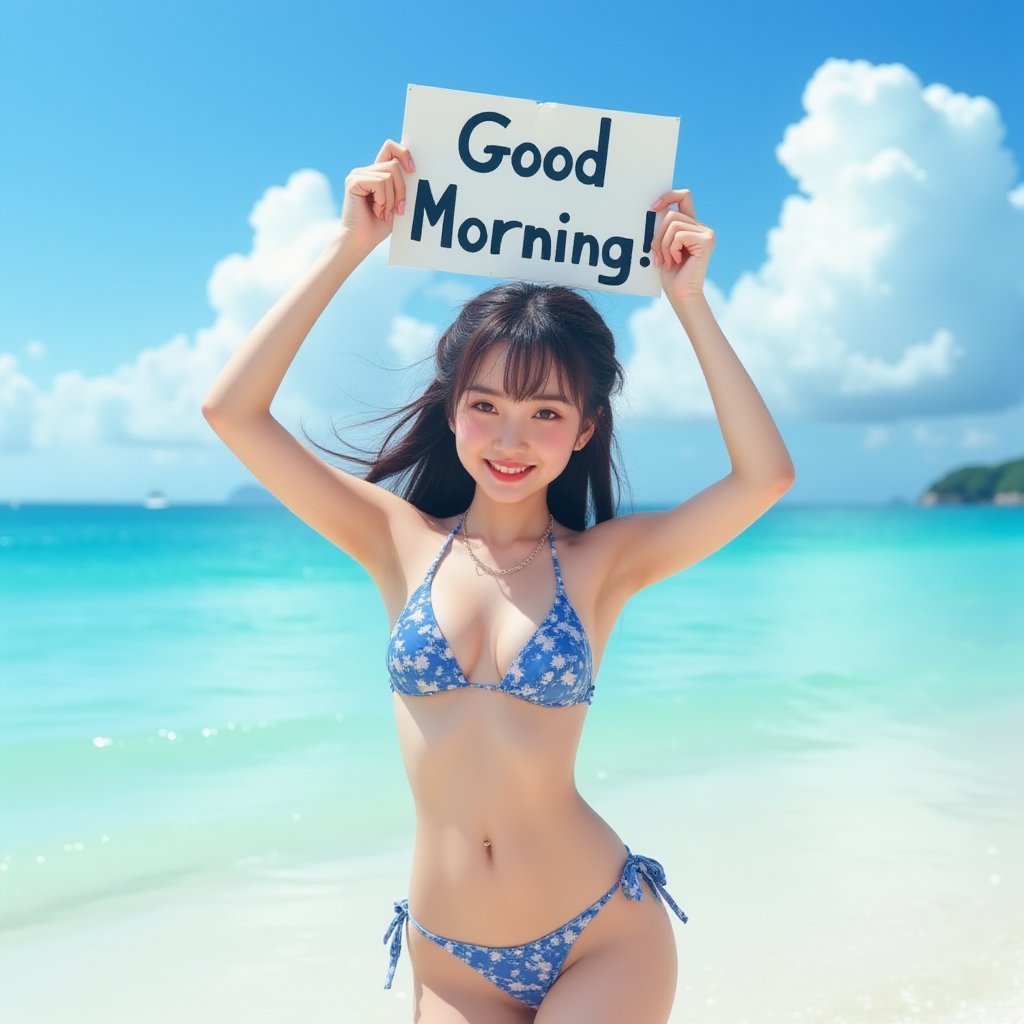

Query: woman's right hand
<box><xmin>338</xmin><ymin>139</ymin><xmax>415</xmax><ymax>257</ymax></box>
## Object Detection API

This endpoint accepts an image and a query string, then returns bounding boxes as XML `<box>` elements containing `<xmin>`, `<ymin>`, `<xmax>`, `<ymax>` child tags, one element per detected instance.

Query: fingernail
<box><xmin>398</xmin><ymin>200</ymin><xmax>405</xmax><ymax>215</ymax></box>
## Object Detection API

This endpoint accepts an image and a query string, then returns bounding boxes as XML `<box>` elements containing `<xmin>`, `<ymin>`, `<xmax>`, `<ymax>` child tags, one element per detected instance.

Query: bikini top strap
<box><xmin>548</xmin><ymin>525</ymin><xmax>565</xmax><ymax>593</ymax></box>
<box><xmin>430</xmin><ymin>518</ymin><xmax>560</xmax><ymax>586</ymax></box>
<box><xmin>425</xmin><ymin>518</ymin><xmax>463</xmax><ymax>581</ymax></box>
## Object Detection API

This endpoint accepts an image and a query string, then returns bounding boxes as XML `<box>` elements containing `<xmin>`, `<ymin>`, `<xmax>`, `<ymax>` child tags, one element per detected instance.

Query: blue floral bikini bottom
<box><xmin>383</xmin><ymin>844</ymin><xmax>688</xmax><ymax>1010</ymax></box>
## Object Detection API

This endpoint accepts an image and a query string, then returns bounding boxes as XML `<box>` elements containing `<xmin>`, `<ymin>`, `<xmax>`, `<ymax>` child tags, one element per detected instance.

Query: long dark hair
<box><xmin>303</xmin><ymin>281</ymin><xmax>630</xmax><ymax>531</ymax></box>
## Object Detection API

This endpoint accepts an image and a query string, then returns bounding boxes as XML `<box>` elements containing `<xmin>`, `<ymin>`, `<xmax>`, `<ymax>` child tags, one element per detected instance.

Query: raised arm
<box><xmin>201</xmin><ymin>140</ymin><xmax>423</xmax><ymax>579</ymax></box>
<box><xmin>593</xmin><ymin>188</ymin><xmax>796</xmax><ymax>599</ymax></box>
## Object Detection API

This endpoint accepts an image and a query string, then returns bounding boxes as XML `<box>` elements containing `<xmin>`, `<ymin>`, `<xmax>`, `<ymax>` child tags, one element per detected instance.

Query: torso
<box><xmin>379</xmin><ymin>512</ymin><xmax>633</xmax><ymax>943</ymax></box>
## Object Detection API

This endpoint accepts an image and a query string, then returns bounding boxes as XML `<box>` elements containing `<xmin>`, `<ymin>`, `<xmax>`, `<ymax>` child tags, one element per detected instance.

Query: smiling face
<box><xmin>450</xmin><ymin>343</ymin><xmax>595</xmax><ymax>504</ymax></box>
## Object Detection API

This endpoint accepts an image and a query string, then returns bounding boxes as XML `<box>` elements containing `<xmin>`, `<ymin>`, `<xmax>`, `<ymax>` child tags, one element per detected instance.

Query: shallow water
<box><xmin>2</xmin><ymin>502</ymin><xmax>1021</xmax><ymax>932</ymax></box>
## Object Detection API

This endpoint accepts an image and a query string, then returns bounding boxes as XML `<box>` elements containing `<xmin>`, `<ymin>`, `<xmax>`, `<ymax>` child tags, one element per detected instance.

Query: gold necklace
<box><xmin>459</xmin><ymin>512</ymin><xmax>553</xmax><ymax>577</ymax></box>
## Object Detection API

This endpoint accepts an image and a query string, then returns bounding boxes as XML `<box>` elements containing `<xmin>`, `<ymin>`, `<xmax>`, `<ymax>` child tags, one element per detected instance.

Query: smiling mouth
<box><xmin>485</xmin><ymin>459</ymin><xmax>535</xmax><ymax>480</ymax></box>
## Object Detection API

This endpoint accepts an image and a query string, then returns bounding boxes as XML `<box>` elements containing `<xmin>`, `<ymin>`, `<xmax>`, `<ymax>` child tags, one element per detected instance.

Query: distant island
<box><xmin>920</xmin><ymin>457</ymin><xmax>1023</xmax><ymax>506</ymax></box>
<box><xmin>226</xmin><ymin>484</ymin><xmax>281</xmax><ymax>507</ymax></box>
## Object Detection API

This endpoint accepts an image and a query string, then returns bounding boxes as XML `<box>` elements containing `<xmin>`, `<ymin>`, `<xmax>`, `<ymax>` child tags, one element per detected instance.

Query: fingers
<box><xmin>652</xmin><ymin>215</ymin><xmax>687</xmax><ymax>266</ymax></box>
<box><xmin>350</xmin><ymin>170</ymin><xmax>393</xmax><ymax>221</ymax></box>
<box><xmin>374</xmin><ymin>140</ymin><xmax>414</xmax><ymax>222</ymax></box>
<box><xmin>651</xmin><ymin>188</ymin><xmax>696</xmax><ymax>219</ymax></box>
<box><xmin>660</xmin><ymin>226</ymin><xmax>696</xmax><ymax>267</ymax></box>
<box><xmin>379</xmin><ymin>172</ymin><xmax>396</xmax><ymax>221</ymax></box>
<box><xmin>653</xmin><ymin>218</ymin><xmax>714</xmax><ymax>267</ymax></box>
<box><xmin>350</xmin><ymin>139</ymin><xmax>417</xmax><ymax>224</ymax></box>
<box><xmin>649</xmin><ymin>190</ymin><xmax>707</xmax><ymax>267</ymax></box>
<box><xmin>375</xmin><ymin>138</ymin><xmax>416</xmax><ymax>175</ymax></box>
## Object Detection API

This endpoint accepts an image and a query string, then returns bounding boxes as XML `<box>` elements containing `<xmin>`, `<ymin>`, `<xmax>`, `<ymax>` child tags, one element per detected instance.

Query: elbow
<box><xmin>201</xmin><ymin>401</ymin><xmax>234</xmax><ymax>434</ymax></box>
<box><xmin>735</xmin><ymin>462</ymin><xmax>795</xmax><ymax>495</ymax></box>
<box><xmin>746</xmin><ymin>467</ymin><xmax>796</xmax><ymax>502</ymax></box>
<box><xmin>773</xmin><ymin>463</ymin><xmax>796</xmax><ymax>493</ymax></box>
<box><xmin>201</xmin><ymin>396</ymin><xmax>230</xmax><ymax>422</ymax></box>
<box><xmin>200</xmin><ymin>405</ymin><xmax>222</xmax><ymax>442</ymax></box>
<box><xmin>769</xmin><ymin>450</ymin><xmax>797</xmax><ymax>490</ymax></box>
<box><xmin>201</xmin><ymin>393</ymin><xmax>269</xmax><ymax>422</ymax></box>
<box><xmin>773</xmin><ymin>468</ymin><xmax>796</xmax><ymax>501</ymax></box>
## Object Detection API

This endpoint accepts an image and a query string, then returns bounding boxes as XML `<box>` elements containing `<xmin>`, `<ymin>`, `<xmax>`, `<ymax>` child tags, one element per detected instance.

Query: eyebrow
<box><xmin>466</xmin><ymin>384</ymin><xmax>573</xmax><ymax>404</ymax></box>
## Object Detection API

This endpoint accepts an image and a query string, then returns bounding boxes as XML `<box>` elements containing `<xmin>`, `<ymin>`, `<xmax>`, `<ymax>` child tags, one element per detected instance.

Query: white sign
<box><xmin>388</xmin><ymin>85</ymin><xmax>680</xmax><ymax>297</ymax></box>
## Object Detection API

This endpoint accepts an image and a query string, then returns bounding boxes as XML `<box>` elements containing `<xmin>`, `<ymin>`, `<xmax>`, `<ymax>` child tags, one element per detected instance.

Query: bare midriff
<box><xmin>392</xmin><ymin>685</ymin><xmax>629</xmax><ymax>946</ymax></box>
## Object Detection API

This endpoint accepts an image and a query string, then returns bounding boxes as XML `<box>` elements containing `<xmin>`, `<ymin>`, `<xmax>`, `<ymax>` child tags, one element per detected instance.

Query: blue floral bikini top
<box><xmin>387</xmin><ymin>517</ymin><xmax>595</xmax><ymax>707</ymax></box>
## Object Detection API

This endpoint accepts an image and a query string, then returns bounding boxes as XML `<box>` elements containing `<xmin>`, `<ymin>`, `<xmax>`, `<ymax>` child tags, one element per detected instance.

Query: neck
<box><xmin>461</xmin><ymin>491</ymin><xmax>552</xmax><ymax>547</ymax></box>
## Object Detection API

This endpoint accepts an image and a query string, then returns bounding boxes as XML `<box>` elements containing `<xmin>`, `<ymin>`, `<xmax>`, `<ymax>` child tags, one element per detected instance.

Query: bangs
<box><xmin>328</xmin><ymin>279</ymin><xmax>626</xmax><ymax>530</ymax></box>
<box><xmin>453</xmin><ymin>310</ymin><xmax>588</xmax><ymax>411</ymax></box>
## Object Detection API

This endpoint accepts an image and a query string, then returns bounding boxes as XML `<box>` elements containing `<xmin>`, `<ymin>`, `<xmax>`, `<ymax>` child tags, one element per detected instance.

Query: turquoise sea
<box><xmin>1</xmin><ymin>501</ymin><xmax>1022</xmax><ymax>1021</ymax></box>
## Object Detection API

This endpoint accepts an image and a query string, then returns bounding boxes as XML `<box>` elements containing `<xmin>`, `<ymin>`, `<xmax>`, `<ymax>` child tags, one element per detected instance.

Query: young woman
<box><xmin>202</xmin><ymin>139</ymin><xmax>795</xmax><ymax>1023</ymax></box>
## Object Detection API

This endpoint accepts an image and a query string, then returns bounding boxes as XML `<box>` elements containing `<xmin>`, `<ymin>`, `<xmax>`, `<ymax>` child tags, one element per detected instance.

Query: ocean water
<box><xmin>2</xmin><ymin>502</ymin><xmax>1022</xmax><ymax>935</ymax></box>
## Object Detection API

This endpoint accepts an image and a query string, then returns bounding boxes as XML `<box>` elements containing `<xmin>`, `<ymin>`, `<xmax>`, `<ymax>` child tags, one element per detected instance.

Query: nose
<box><xmin>493</xmin><ymin>420</ymin><xmax>529</xmax><ymax>457</ymax></box>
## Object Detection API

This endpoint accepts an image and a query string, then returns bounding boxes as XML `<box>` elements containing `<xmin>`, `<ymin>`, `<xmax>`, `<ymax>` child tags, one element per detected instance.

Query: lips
<box><xmin>485</xmin><ymin>459</ymin><xmax>535</xmax><ymax>481</ymax></box>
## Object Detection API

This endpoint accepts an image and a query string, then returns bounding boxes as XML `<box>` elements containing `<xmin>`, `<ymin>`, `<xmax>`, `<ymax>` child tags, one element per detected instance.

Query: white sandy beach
<box><xmin>2</xmin><ymin>701</ymin><xmax>1022</xmax><ymax>1024</ymax></box>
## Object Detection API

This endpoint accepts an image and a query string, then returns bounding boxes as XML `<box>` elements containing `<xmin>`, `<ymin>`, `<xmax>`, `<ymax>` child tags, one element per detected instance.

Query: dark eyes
<box><xmin>470</xmin><ymin>400</ymin><xmax>560</xmax><ymax>420</ymax></box>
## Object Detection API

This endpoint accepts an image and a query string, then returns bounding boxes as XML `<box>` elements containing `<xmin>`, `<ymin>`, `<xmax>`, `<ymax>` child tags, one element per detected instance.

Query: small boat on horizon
<box><xmin>143</xmin><ymin>490</ymin><xmax>168</xmax><ymax>510</ymax></box>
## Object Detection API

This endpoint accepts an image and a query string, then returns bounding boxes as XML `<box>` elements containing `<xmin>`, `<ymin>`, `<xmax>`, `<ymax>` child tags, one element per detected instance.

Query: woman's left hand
<box><xmin>650</xmin><ymin>189</ymin><xmax>715</xmax><ymax>303</ymax></box>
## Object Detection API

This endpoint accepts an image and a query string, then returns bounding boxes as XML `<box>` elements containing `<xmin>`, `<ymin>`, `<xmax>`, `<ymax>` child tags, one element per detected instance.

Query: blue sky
<box><xmin>1</xmin><ymin>0</ymin><xmax>1021</xmax><ymax>505</ymax></box>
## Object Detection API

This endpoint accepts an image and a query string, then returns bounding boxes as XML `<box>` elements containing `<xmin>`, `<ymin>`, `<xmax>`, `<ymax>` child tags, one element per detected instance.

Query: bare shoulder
<box><xmin>550</xmin><ymin>516</ymin><xmax>644</xmax><ymax>651</ymax></box>
<box><xmin>554</xmin><ymin>516</ymin><xmax>622</xmax><ymax>571</ymax></box>
<box><xmin>389</xmin><ymin>508</ymin><xmax>461</xmax><ymax>570</ymax></box>
<box><xmin>375</xmin><ymin>507</ymin><xmax>462</xmax><ymax>617</ymax></box>
<box><xmin>550</xmin><ymin>515</ymin><xmax>627</xmax><ymax>602</ymax></box>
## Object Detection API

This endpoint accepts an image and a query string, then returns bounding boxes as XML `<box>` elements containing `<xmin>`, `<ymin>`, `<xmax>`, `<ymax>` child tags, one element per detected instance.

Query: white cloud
<box><xmin>25</xmin><ymin>340</ymin><xmax>46</xmax><ymax>359</ymax></box>
<box><xmin>839</xmin><ymin>328</ymin><xmax>963</xmax><ymax>395</ymax></box>
<box><xmin>422</xmin><ymin>278</ymin><xmax>478</xmax><ymax>305</ymax></box>
<box><xmin>906</xmin><ymin>421</ymin><xmax>1002</xmax><ymax>451</ymax></box>
<box><xmin>0</xmin><ymin>170</ymin><xmax>431</xmax><ymax>454</ymax></box>
<box><xmin>862</xmin><ymin>425</ymin><xmax>890</xmax><ymax>449</ymax></box>
<box><xmin>912</xmin><ymin>423</ymin><xmax>947</xmax><ymax>446</ymax></box>
<box><xmin>960</xmin><ymin>425</ymin><xmax>997</xmax><ymax>449</ymax></box>
<box><xmin>624</xmin><ymin>58</ymin><xmax>1024</xmax><ymax>423</ymax></box>
<box><xmin>620</xmin><ymin>282</ymin><xmax>727</xmax><ymax>419</ymax></box>
<box><xmin>0</xmin><ymin>353</ymin><xmax>36</xmax><ymax>451</ymax></box>
<box><xmin>386</xmin><ymin>314</ymin><xmax>439</xmax><ymax>365</ymax></box>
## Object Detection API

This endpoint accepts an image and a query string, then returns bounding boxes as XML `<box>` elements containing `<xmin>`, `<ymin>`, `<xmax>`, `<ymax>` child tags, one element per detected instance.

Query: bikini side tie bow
<box><xmin>383</xmin><ymin>898</ymin><xmax>409</xmax><ymax>989</ymax></box>
<box><xmin>621</xmin><ymin>846</ymin><xmax>689</xmax><ymax>924</ymax></box>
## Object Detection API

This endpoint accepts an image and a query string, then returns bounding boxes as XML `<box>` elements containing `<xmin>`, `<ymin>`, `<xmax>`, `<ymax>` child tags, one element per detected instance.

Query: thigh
<box><xmin>535</xmin><ymin>902</ymin><xmax>678</xmax><ymax>1024</ymax></box>
<box><xmin>407</xmin><ymin>925</ymin><xmax>537</xmax><ymax>1024</ymax></box>
<box><xmin>413</xmin><ymin>982</ymin><xmax>536</xmax><ymax>1024</ymax></box>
